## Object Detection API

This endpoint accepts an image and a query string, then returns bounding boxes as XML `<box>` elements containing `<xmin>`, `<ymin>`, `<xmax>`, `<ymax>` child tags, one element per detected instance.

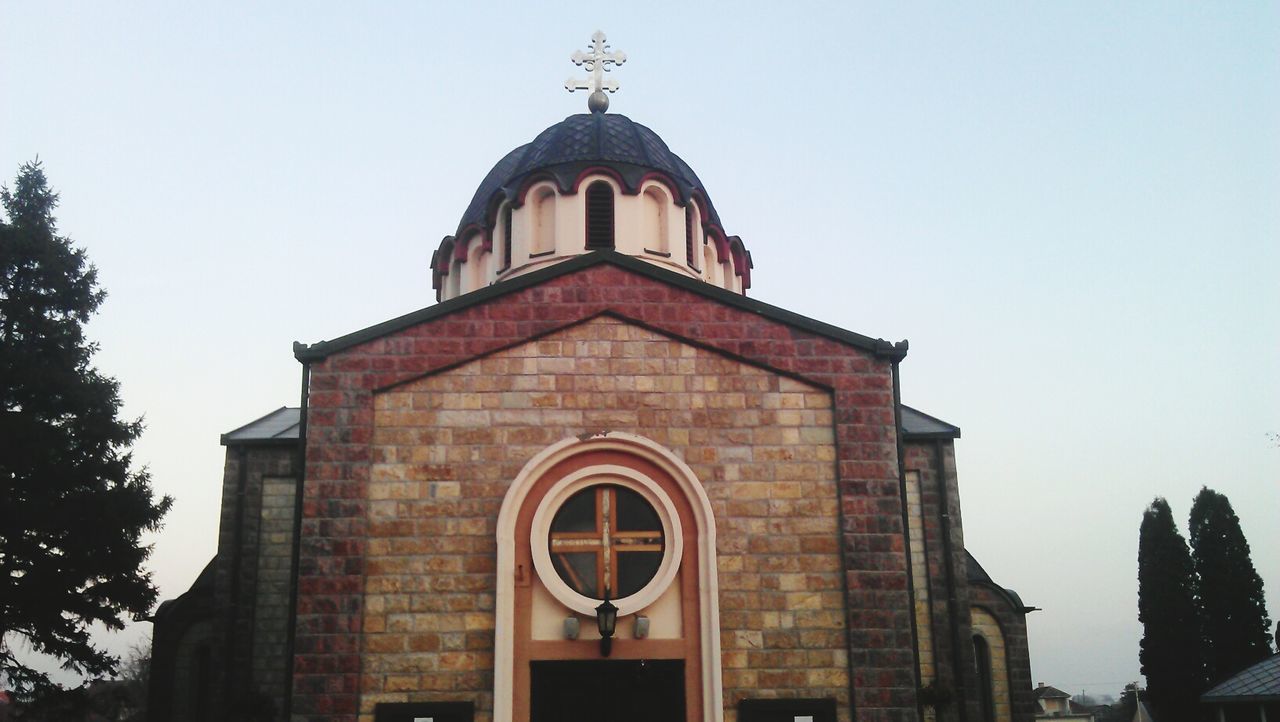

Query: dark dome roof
<box><xmin>455</xmin><ymin>113</ymin><xmax>723</xmax><ymax>237</ymax></box>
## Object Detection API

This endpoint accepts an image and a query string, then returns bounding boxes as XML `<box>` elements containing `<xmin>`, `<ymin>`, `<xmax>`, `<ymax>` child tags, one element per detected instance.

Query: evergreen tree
<box><xmin>0</xmin><ymin>161</ymin><xmax>172</xmax><ymax>697</ymax></box>
<box><xmin>1189</xmin><ymin>487</ymin><xmax>1273</xmax><ymax>682</ymax></box>
<box><xmin>1138</xmin><ymin>498</ymin><xmax>1204</xmax><ymax>722</ymax></box>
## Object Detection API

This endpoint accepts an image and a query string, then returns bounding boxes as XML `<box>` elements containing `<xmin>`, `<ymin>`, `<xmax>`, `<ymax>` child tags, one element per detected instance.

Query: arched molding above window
<box><xmin>513</xmin><ymin>171</ymin><xmax>560</xmax><ymax>208</ymax></box>
<box><xmin>570</xmin><ymin>166</ymin><xmax>628</xmax><ymax>195</ymax></box>
<box><xmin>635</xmin><ymin>171</ymin><xmax>683</xmax><ymax>201</ymax></box>
<box><xmin>494</xmin><ymin>433</ymin><xmax>723</xmax><ymax>722</ymax></box>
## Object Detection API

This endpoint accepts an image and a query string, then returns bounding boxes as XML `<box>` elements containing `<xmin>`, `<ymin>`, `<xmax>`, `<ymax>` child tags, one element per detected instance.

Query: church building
<box><xmin>149</xmin><ymin>33</ymin><xmax>1035</xmax><ymax>722</ymax></box>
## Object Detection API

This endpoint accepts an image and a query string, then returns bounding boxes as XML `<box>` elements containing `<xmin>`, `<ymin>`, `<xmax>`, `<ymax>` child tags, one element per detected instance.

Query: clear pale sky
<box><xmin>3</xmin><ymin>1</ymin><xmax>1277</xmax><ymax>699</ymax></box>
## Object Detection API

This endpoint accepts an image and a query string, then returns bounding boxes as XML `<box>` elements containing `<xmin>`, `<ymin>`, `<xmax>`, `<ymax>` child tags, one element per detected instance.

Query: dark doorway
<box><xmin>531</xmin><ymin>659</ymin><xmax>685</xmax><ymax>722</ymax></box>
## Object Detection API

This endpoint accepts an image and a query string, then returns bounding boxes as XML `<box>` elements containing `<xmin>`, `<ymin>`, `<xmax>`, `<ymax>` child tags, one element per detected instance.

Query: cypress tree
<box><xmin>1189</xmin><ymin>487</ymin><xmax>1273</xmax><ymax>682</ymax></box>
<box><xmin>1138</xmin><ymin>498</ymin><xmax>1205</xmax><ymax>722</ymax></box>
<box><xmin>0</xmin><ymin>161</ymin><xmax>172</xmax><ymax>696</ymax></box>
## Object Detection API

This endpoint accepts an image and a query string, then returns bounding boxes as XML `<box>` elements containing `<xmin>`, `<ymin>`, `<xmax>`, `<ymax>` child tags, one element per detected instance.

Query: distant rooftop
<box><xmin>222</xmin><ymin>404</ymin><xmax>958</xmax><ymax>445</ymax></box>
<box><xmin>1036</xmin><ymin>685</ymin><xmax>1072</xmax><ymax>700</ymax></box>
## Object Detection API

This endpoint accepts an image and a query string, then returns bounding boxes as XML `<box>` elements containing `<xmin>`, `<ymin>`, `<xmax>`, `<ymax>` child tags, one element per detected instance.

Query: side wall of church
<box><xmin>291</xmin><ymin>263</ymin><xmax>912</xmax><ymax>722</ymax></box>
<box><xmin>902</xmin><ymin>440</ymin><xmax>981</xmax><ymax>722</ymax></box>
<box><xmin>212</xmin><ymin>444</ymin><xmax>298</xmax><ymax>721</ymax></box>
<box><xmin>358</xmin><ymin>316</ymin><xmax>849</xmax><ymax>722</ymax></box>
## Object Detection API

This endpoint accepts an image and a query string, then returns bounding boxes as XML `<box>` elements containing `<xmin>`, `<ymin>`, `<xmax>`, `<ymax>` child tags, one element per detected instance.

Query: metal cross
<box><xmin>566</xmin><ymin>30</ymin><xmax>626</xmax><ymax>113</ymax></box>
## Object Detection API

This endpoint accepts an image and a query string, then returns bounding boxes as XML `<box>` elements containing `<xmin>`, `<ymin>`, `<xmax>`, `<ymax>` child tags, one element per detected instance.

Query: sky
<box><xmin>3</xmin><ymin>0</ymin><xmax>1277</xmax><ymax>700</ymax></box>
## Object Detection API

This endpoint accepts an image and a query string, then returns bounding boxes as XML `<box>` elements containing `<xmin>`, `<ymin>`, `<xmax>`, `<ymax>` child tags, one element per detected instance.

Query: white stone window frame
<box><xmin>529</xmin><ymin>464</ymin><xmax>684</xmax><ymax>617</ymax></box>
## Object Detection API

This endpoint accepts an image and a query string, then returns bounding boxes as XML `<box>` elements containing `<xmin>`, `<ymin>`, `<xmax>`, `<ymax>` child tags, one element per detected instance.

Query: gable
<box><xmin>295</xmin><ymin>251</ymin><xmax>906</xmax><ymax>366</ymax></box>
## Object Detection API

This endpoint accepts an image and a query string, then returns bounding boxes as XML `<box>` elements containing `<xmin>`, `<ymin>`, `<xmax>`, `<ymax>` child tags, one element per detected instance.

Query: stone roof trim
<box><xmin>220</xmin><ymin>406</ymin><xmax>302</xmax><ymax>446</ymax></box>
<box><xmin>295</xmin><ymin>250</ymin><xmax>907</xmax><ymax>363</ymax></box>
<box><xmin>1202</xmin><ymin>654</ymin><xmax>1280</xmax><ymax>702</ymax></box>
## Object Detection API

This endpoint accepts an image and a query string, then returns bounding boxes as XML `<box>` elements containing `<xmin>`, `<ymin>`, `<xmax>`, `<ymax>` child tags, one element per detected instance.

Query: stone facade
<box><xmin>358</xmin><ymin>317</ymin><xmax>850</xmax><ymax>722</ymax></box>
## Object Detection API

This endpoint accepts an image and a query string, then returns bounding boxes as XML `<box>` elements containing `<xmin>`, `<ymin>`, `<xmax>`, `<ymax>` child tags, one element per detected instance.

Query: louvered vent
<box><xmin>685</xmin><ymin>206</ymin><xmax>697</xmax><ymax>269</ymax></box>
<box><xmin>585</xmin><ymin>182</ymin><xmax>615</xmax><ymax>249</ymax></box>
<box><xmin>501</xmin><ymin>207</ymin><xmax>513</xmax><ymax>270</ymax></box>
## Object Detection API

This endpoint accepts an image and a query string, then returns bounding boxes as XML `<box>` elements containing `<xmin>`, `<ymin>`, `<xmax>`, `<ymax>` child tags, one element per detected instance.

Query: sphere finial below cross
<box><xmin>566</xmin><ymin>31</ymin><xmax>626</xmax><ymax>113</ymax></box>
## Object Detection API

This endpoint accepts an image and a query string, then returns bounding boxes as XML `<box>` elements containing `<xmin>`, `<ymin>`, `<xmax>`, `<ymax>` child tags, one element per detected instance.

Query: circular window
<box><xmin>530</xmin><ymin>464</ymin><xmax>683</xmax><ymax>616</ymax></box>
<box><xmin>548</xmin><ymin>484</ymin><xmax>665</xmax><ymax>600</ymax></box>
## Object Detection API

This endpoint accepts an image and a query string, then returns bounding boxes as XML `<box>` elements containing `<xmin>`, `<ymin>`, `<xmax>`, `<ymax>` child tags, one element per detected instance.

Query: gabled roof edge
<box><xmin>219</xmin><ymin>406</ymin><xmax>290</xmax><ymax>446</ymax></box>
<box><xmin>294</xmin><ymin>251</ymin><xmax>908</xmax><ymax>363</ymax></box>
<box><xmin>901</xmin><ymin>403</ymin><xmax>962</xmax><ymax>440</ymax></box>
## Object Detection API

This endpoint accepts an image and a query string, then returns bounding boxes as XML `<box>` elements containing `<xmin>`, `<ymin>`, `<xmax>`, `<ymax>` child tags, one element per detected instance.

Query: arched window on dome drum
<box><xmin>973</xmin><ymin>635</ymin><xmax>996</xmax><ymax>722</ymax></box>
<box><xmin>585</xmin><ymin>181</ymin><xmax>615</xmax><ymax>250</ymax></box>
<box><xmin>532</xmin><ymin>186</ymin><xmax>556</xmax><ymax>255</ymax></box>
<box><xmin>641</xmin><ymin>187</ymin><xmax>668</xmax><ymax>255</ymax></box>
<box><xmin>500</xmin><ymin>205</ymin><xmax>513</xmax><ymax>271</ymax></box>
<box><xmin>685</xmin><ymin>205</ymin><xmax>699</xmax><ymax>270</ymax></box>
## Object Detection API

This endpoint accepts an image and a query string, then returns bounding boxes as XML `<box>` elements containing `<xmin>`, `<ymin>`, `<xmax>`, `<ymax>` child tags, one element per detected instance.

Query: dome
<box><xmin>432</xmin><ymin>112</ymin><xmax>751</xmax><ymax>302</ymax></box>
<box><xmin>454</xmin><ymin>113</ymin><xmax>723</xmax><ymax>238</ymax></box>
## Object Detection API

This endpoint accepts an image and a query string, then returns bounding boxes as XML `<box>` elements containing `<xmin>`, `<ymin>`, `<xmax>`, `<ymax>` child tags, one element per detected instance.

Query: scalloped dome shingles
<box><xmin>456</xmin><ymin>113</ymin><xmax>722</xmax><ymax>237</ymax></box>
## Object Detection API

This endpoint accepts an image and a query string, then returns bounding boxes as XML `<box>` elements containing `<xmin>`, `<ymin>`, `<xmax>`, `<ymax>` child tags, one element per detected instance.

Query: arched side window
<box><xmin>685</xmin><ymin>205</ymin><xmax>699</xmax><ymax>270</ymax></box>
<box><xmin>585</xmin><ymin>181</ymin><xmax>615</xmax><ymax>250</ymax></box>
<box><xmin>703</xmin><ymin>243</ymin><xmax>718</xmax><ymax>286</ymax></box>
<box><xmin>641</xmin><ymin>187</ymin><xmax>668</xmax><ymax>254</ymax></box>
<box><xmin>532</xmin><ymin>186</ymin><xmax>557</xmax><ymax>255</ymax></box>
<box><xmin>501</xmin><ymin>204</ymin><xmax>514</xmax><ymax>271</ymax></box>
<box><xmin>973</xmin><ymin>634</ymin><xmax>996</xmax><ymax>722</ymax></box>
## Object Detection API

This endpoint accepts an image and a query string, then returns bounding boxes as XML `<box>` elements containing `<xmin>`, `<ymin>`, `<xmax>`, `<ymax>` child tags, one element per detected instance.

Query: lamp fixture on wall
<box><xmin>595</xmin><ymin>589</ymin><xmax>618</xmax><ymax>656</ymax></box>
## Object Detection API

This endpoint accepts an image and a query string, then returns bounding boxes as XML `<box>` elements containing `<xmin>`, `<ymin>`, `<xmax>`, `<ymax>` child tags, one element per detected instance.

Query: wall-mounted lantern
<box><xmin>595</xmin><ymin>590</ymin><xmax>618</xmax><ymax>657</ymax></box>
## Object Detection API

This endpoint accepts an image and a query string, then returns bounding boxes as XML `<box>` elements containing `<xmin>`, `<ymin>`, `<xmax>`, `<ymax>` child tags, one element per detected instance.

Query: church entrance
<box><xmin>530</xmin><ymin>660</ymin><xmax>685</xmax><ymax>722</ymax></box>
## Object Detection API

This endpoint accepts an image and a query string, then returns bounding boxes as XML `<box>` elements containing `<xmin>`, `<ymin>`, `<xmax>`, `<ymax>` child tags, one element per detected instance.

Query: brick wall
<box><xmin>294</xmin><ymin>261</ymin><xmax>911</xmax><ymax>722</ymax></box>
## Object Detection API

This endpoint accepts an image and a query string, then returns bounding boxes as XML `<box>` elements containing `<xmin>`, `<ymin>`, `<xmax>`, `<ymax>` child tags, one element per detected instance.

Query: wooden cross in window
<box><xmin>549</xmin><ymin>486</ymin><xmax>662</xmax><ymax>598</ymax></box>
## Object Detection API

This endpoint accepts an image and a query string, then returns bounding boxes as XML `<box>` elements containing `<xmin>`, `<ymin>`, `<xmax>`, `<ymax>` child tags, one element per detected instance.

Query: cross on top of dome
<box><xmin>565</xmin><ymin>31</ymin><xmax>626</xmax><ymax>114</ymax></box>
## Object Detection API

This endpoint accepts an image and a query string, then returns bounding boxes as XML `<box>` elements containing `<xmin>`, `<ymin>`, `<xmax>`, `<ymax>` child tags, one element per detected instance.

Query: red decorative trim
<box><xmin>705</xmin><ymin>226</ymin><xmax>731</xmax><ymax>259</ymax></box>
<box><xmin>570</xmin><ymin>166</ymin><xmax>627</xmax><ymax>194</ymax></box>
<box><xmin>687</xmin><ymin>190</ymin><xmax>711</xmax><ymax>220</ymax></box>
<box><xmin>728</xmin><ymin>236</ymin><xmax>752</xmax><ymax>288</ymax></box>
<box><xmin>636</xmin><ymin>171</ymin><xmax>681</xmax><ymax>199</ymax></box>
<box><xmin>454</xmin><ymin>229</ymin><xmax>481</xmax><ymax>261</ymax></box>
<box><xmin>435</xmin><ymin>238</ymin><xmax>456</xmax><ymax>275</ymax></box>
<box><xmin>514</xmin><ymin>173</ymin><xmax>560</xmax><ymax>207</ymax></box>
